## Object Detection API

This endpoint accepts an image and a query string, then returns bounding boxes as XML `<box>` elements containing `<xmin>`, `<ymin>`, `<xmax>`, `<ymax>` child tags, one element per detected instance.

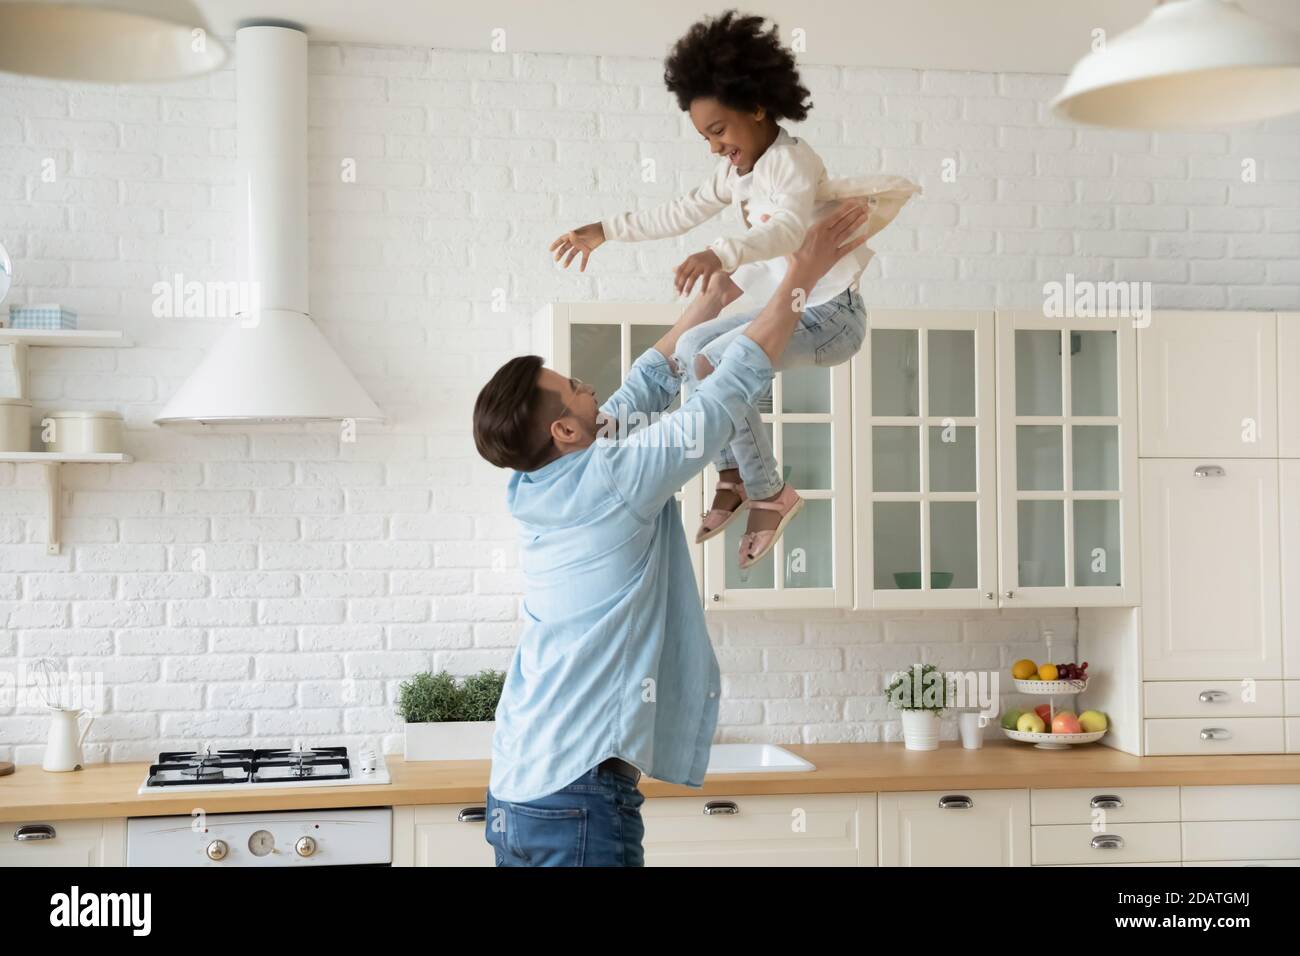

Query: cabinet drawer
<box><xmin>0</xmin><ymin>818</ymin><xmax>126</xmax><ymax>867</ymax></box>
<box><xmin>392</xmin><ymin>804</ymin><xmax>495</xmax><ymax>867</ymax></box>
<box><xmin>1144</xmin><ymin>717</ymin><xmax>1284</xmax><ymax>755</ymax></box>
<box><xmin>879</xmin><ymin>789</ymin><xmax>1030</xmax><ymax>867</ymax></box>
<box><xmin>1032</xmin><ymin>823</ymin><xmax>1181</xmax><ymax>866</ymax></box>
<box><xmin>1031</xmin><ymin>787</ymin><xmax>1179</xmax><ymax>825</ymax></box>
<box><xmin>1180</xmin><ymin>785</ymin><xmax>1300</xmax><ymax>821</ymax></box>
<box><xmin>1183</xmin><ymin>821</ymin><xmax>1300</xmax><ymax>862</ymax></box>
<box><xmin>642</xmin><ymin>793</ymin><xmax>871</xmax><ymax>866</ymax></box>
<box><xmin>1144</xmin><ymin>680</ymin><xmax>1284</xmax><ymax>717</ymax></box>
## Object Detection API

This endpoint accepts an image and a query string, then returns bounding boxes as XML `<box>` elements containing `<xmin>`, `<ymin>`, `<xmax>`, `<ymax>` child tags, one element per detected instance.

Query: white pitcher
<box><xmin>43</xmin><ymin>707</ymin><xmax>94</xmax><ymax>772</ymax></box>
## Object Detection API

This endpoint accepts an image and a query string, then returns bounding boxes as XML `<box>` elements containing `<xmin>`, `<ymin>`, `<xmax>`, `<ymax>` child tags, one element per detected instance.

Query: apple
<box><xmin>1034</xmin><ymin>704</ymin><xmax>1053</xmax><ymax>728</ymax></box>
<box><xmin>1016</xmin><ymin>712</ymin><xmax>1046</xmax><ymax>734</ymax></box>
<box><xmin>1000</xmin><ymin>709</ymin><xmax>1024</xmax><ymax>731</ymax></box>
<box><xmin>1052</xmin><ymin>711</ymin><xmax>1081</xmax><ymax>734</ymax></box>
<box><xmin>1078</xmin><ymin>710</ymin><xmax>1108</xmax><ymax>733</ymax></box>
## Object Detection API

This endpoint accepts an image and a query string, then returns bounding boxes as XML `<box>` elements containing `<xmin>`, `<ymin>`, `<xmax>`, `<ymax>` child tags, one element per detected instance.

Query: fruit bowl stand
<box><xmin>1004</xmin><ymin>678</ymin><xmax>1106</xmax><ymax>750</ymax></box>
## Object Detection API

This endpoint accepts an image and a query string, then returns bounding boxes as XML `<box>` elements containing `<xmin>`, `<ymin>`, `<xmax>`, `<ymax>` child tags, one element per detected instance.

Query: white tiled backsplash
<box><xmin>0</xmin><ymin>41</ymin><xmax>1294</xmax><ymax>762</ymax></box>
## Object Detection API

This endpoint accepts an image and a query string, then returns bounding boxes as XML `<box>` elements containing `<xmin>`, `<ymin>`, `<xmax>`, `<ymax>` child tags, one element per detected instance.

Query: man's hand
<box><xmin>787</xmin><ymin>200</ymin><xmax>871</xmax><ymax>283</ymax></box>
<box><xmin>673</xmin><ymin>249</ymin><xmax>725</xmax><ymax>298</ymax></box>
<box><xmin>550</xmin><ymin>222</ymin><xmax>606</xmax><ymax>271</ymax></box>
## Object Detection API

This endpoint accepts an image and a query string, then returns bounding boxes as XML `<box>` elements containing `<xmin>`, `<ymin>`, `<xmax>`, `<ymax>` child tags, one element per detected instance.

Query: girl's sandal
<box><xmin>737</xmin><ymin>484</ymin><xmax>804</xmax><ymax>569</ymax></box>
<box><xmin>695</xmin><ymin>480</ymin><xmax>748</xmax><ymax>543</ymax></box>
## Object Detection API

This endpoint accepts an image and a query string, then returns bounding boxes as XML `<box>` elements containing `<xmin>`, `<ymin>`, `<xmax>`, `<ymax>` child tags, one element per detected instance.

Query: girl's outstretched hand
<box><xmin>674</xmin><ymin>248</ymin><xmax>724</xmax><ymax>298</ymax></box>
<box><xmin>550</xmin><ymin>222</ymin><xmax>606</xmax><ymax>271</ymax></box>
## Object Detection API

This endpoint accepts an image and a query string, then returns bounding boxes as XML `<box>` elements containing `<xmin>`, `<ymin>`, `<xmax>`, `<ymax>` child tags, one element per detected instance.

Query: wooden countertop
<box><xmin>4</xmin><ymin>740</ymin><xmax>1300</xmax><ymax>823</ymax></box>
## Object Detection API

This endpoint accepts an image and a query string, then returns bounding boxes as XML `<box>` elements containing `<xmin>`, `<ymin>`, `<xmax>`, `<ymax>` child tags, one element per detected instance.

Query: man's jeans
<box><xmin>673</xmin><ymin>288</ymin><xmax>866</xmax><ymax>500</ymax></box>
<box><xmin>485</xmin><ymin>759</ymin><xmax>646</xmax><ymax>867</ymax></box>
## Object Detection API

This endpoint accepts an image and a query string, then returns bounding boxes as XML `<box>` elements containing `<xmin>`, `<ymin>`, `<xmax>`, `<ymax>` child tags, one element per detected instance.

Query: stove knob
<box><xmin>206</xmin><ymin>839</ymin><xmax>229</xmax><ymax>861</ymax></box>
<box><xmin>294</xmin><ymin>836</ymin><xmax>317</xmax><ymax>858</ymax></box>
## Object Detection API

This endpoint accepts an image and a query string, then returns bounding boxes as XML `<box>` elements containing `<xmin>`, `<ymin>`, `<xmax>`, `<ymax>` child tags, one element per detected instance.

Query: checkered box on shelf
<box><xmin>7</xmin><ymin>305</ymin><xmax>78</xmax><ymax>330</ymax></box>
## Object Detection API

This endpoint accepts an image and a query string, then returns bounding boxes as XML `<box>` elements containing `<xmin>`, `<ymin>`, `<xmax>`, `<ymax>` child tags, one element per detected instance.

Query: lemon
<box><xmin>1012</xmin><ymin>659</ymin><xmax>1038</xmax><ymax>680</ymax></box>
<box><xmin>1038</xmin><ymin>663</ymin><xmax>1059</xmax><ymax>681</ymax></box>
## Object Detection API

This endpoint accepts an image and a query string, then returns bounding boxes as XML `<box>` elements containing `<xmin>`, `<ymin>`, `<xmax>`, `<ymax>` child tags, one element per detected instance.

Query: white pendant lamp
<box><xmin>1052</xmin><ymin>0</ymin><xmax>1300</xmax><ymax>128</ymax></box>
<box><xmin>0</xmin><ymin>0</ymin><xmax>227</xmax><ymax>82</ymax></box>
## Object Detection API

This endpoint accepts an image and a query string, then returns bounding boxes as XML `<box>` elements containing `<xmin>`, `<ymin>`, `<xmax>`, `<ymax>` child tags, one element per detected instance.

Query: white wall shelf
<box><xmin>0</xmin><ymin>452</ymin><xmax>133</xmax><ymax>555</ymax></box>
<box><xmin>0</xmin><ymin>328</ymin><xmax>130</xmax><ymax>348</ymax></box>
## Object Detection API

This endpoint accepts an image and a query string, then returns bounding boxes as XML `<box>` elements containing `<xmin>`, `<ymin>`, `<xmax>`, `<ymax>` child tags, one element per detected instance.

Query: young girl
<box><xmin>551</xmin><ymin>11</ymin><xmax>918</xmax><ymax>570</ymax></box>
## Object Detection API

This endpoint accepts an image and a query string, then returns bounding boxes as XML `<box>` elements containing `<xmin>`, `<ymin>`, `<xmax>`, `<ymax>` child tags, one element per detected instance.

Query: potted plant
<box><xmin>399</xmin><ymin>669</ymin><xmax>505</xmax><ymax>761</ymax></box>
<box><xmin>885</xmin><ymin>663</ymin><xmax>953</xmax><ymax>751</ymax></box>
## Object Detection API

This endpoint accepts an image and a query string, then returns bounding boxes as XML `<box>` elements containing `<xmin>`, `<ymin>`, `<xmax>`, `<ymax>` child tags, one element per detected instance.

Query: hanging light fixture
<box><xmin>0</xmin><ymin>0</ymin><xmax>227</xmax><ymax>83</ymax></box>
<box><xmin>1052</xmin><ymin>0</ymin><xmax>1300</xmax><ymax>128</ymax></box>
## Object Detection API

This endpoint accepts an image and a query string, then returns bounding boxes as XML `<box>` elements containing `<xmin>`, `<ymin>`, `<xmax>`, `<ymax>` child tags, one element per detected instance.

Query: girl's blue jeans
<box><xmin>673</xmin><ymin>288</ymin><xmax>866</xmax><ymax>500</ymax></box>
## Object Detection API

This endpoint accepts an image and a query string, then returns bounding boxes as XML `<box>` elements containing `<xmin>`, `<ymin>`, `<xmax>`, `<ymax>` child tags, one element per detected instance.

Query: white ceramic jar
<box><xmin>42</xmin><ymin>410</ymin><xmax>123</xmax><ymax>454</ymax></box>
<box><xmin>0</xmin><ymin>397</ymin><xmax>32</xmax><ymax>452</ymax></box>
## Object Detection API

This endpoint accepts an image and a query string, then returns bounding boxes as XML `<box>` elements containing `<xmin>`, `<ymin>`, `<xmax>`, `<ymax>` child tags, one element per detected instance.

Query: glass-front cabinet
<box><xmin>854</xmin><ymin>311</ymin><xmax>999</xmax><ymax>609</ymax></box>
<box><xmin>534</xmin><ymin>303</ymin><xmax>704</xmax><ymax>595</ymax></box>
<box><xmin>702</xmin><ymin>361</ymin><xmax>855</xmax><ymax>609</ymax></box>
<box><xmin>995</xmin><ymin>310</ymin><xmax>1139</xmax><ymax>606</ymax></box>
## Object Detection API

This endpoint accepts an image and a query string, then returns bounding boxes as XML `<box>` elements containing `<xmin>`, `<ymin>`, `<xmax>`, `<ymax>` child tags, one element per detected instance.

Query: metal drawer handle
<box><xmin>1198</xmin><ymin>690</ymin><xmax>1229</xmax><ymax>703</ymax></box>
<box><xmin>14</xmin><ymin>824</ymin><xmax>56</xmax><ymax>842</ymax></box>
<box><xmin>1200</xmin><ymin>727</ymin><xmax>1233</xmax><ymax>741</ymax></box>
<box><xmin>703</xmin><ymin>801</ymin><xmax>739</xmax><ymax>815</ymax></box>
<box><xmin>1092</xmin><ymin>834</ymin><xmax>1125</xmax><ymax>850</ymax></box>
<box><xmin>1090</xmin><ymin>795</ymin><xmax>1123</xmax><ymax>809</ymax></box>
<box><xmin>1193</xmin><ymin>464</ymin><xmax>1225</xmax><ymax>478</ymax></box>
<box><xmin>938</xmin><ymin>795</ymin><xmax>974</xmax><ymax>809</ymax></box>
<box><xmin>457</xmin><ymin>807</ymin><xmax>487</xmax><ymax>823</ymax></box>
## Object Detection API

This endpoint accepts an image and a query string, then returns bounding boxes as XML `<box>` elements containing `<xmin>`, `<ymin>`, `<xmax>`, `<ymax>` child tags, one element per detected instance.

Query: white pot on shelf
<box><xmin>404</xmin><ymin>720</ymin><xmax>496</xmax><ymax>761</ymax></box>
<box><xmin>900</xmin><ymin>710</ymin><xmax>941</xmax><ymax>751</ymax></box>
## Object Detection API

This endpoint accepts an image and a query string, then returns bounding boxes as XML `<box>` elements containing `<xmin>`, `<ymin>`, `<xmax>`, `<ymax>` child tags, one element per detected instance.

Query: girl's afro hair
<box><xmin>663</xmin><ymin>10</ymin><xmax>811</xmax><ymax>122</ymax></box>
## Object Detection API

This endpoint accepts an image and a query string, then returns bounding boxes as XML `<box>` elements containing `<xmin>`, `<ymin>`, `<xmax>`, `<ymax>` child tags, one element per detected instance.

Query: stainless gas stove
<box><xmin>137</xmin><ymin>744</ymin><xmax>390</xmax><ymax>794</ymax></box>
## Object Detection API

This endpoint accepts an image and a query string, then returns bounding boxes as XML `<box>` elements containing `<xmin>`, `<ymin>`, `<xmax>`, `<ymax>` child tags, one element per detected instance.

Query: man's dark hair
<box><xmin>473</xmin><ymin>354</ymin><xmax>562</xmax><ymax>472</ymax></box>
<box><xmin>663</xmin><ymin>10</ymin><xmax>811</xmax><ymax>122</ymax></box>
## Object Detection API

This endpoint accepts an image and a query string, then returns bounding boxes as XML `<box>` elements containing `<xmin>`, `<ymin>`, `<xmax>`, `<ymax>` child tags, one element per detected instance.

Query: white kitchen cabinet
<box><xmin>641</xmin><ymin>792</ymin><xmax>874</xmax><ymax>866</ymax></box>
<box><xmin>1032</xmin><ymin>823</ymin><xmax>1181</xmax><ymax>866</ymax></box>
<box><xmin>854</xmin><ymin>310</ymin><xmax>999</xmax><ymax>610</ymax></box>
<box><xmin>392</xmin><ymin>803</ymin><xmax>494</xmax><ymax>867</ymax></box>
<box><xmin>1144</xmin><ymin>716</ymin><xmax>1285</xmax><ymax>755</ymax></box>
<box><xmin>701</xmin><ymin>361</ymin><xmax>855</xmax><ymax>609</ymax></box>
<box><xmin>1140</xmin><ymin>458</ymin><xmax>1282</xmax><ymax>680</ymax></box>
<box><xmin>1283</xmin><ymin>461</ymin><xmax>1300</xmax><ymax>680</ymax></box>
<box><xmin>534</xmin><ymin>303</ymin><xmax>704</xmax><ymax>597</ymax></box>
<box><xmin>878</xmin><ymin>789</ymin><xmax>1030</xmax><ymax>866</ymax></box>
<box><xmin>1030</xmin><ymin>786</ymin><xmax>1180</xmax><ymax>825</ymax></box>
<box><xmin>996</xmin><ymin>311</ymin><xmax>1140</xmax><ymax>606</ymax></box>
<box><xmin>0</xmin><ymin>818</ymin><xmax>126</xmax><ymax>866</ymax></box>
<box><xmin>1280</xmin><ymin>313</ymin><xmax>1300</xmax><ymax>457</ymax></box>
<box><xmin>1139</xmin><ymin>312</ymin><xmax>1278</xmax><ymax>458</ymax></box>
<box><xmin>1143</xmin><ymin>680</ymin><xmax>1285</xmax><ymax>718</ymax></box>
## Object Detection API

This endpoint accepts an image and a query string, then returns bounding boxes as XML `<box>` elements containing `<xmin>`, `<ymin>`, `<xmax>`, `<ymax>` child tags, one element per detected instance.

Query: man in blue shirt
<box><xmin>472</xmin><ymin>202</ymin><xmax>869</xmax><ymax>866</ymax></box>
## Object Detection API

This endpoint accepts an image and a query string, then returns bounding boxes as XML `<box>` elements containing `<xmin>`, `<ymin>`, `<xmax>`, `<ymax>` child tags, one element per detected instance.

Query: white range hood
<box><xmin>156</xmin><ymin>23</ymin><xmax>382</xmax><ymax>425</ymax></box>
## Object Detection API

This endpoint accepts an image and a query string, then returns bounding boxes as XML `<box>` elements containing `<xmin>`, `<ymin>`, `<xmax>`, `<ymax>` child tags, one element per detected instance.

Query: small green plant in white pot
<box><xmin>885</xmin><ymin>664</ymin><xmax>953</xmax><ymax>751</ymax></box>
<box><xmin>399</xmin><ymin>669</ymin><xmax>504</xmax><ymax>761</ymax></box>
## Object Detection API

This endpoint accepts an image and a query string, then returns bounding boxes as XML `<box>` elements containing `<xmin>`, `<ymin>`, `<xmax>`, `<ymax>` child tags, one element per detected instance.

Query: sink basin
<box><xmin>705</xmin><ymin>743</ymin><xmax>815</xmax><ymax>774</ymax></box>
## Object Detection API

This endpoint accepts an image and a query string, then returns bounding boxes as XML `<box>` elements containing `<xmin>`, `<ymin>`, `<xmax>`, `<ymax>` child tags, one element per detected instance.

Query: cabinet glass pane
<box><xmin>1072</xmin><ymin>425</ymin><xmax>1119</xmax><ymax>491</ymax></box>
<box><xmin>783</xmin><ymin>424</ymin><xmax>832</xmax><ymax>490</ymax></box>
<box><xmin>571</xmin><ymin>324</ymin><xmax>622</xmax><ymax>407</ymax></box>
<box><xmin>927</xmin><ymin>329</ymin><xmax>975</xmax><ymax>417</ymax></box>
<box><xmin>873</xmin><ymin>501</ymin><xmax>921</xmax><ymax>589</ymax></box>
<box><xmin>873</xmin><ymin>426</ymin><xmax>920</xmax><ymax>492</ymax></box>
<box><xmin>1074</xmin><ymin>499</ymin><xmax>1122</xmax><ymax>587</ymax></box>
<box><xmin>1016</xmin><ymin>425</ymin><xmax>1063</xmax><ymax>491</ymax></box>
<box><xmin>725</xmin><ymin>519</ymin><xmax>774</xmax><ymax>590</ymax></box>
<box><xmin>1015</xmin><ymin>330</ymin><xmax>1062</xmax><ymax>416</ymax></box>
<box><xmin>783</xmin><ymin>499</ymin><xmax>833</xmax><ymax>589</ymax></box>
<box><xmin>1071</xmin><ymin>330</ymin><xmax>1118</xmax><ymax>416</ymax></box>
<box><xmin>629</xmin><ymin>324</ymin><xmax>679</xmax><ymax>410</ymax></box>
<box><xmin>928</xmin><ymin>425</ymin><xmax>977</xmax><ymax>492</ymax></box>
<box><xmin>1017</xmin><ymin>499</ymin><xmax>1065</xmax><ymax>587</ymax></box>
<box><xmin>930</xmin><ymin>501</ymin><xmax>977</xmax><ymax>589</ymax></box>
<box><xmin>872</xmin><ymin>329</ymin><xmax>919</xmax><ymax>416</ymax></box>
<box><xmin>781</xmin><ymin>366</ymin><xmax>830</xmax><ymax>414</ymax></box>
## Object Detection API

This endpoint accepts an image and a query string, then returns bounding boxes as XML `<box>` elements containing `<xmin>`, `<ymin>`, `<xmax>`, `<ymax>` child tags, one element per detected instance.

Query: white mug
<box><xmin>958</xmin><ymin>711</ymin><xmax>987</xmax><ymax>750</ymax></box>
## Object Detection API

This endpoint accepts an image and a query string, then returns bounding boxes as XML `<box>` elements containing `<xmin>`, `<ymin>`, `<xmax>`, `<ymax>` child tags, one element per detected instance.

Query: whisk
<box><xmin>29</xmin><ymin>657</ymin><xmax>66</xmax><ymax>710</ymax></box>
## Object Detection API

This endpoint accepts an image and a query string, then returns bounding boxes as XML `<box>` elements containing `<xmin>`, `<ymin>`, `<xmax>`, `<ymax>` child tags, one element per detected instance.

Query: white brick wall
<box><xmin>0</xmin><ymin>42</ymin><xmax>1296</xmax><ymax>763</ymax></box>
